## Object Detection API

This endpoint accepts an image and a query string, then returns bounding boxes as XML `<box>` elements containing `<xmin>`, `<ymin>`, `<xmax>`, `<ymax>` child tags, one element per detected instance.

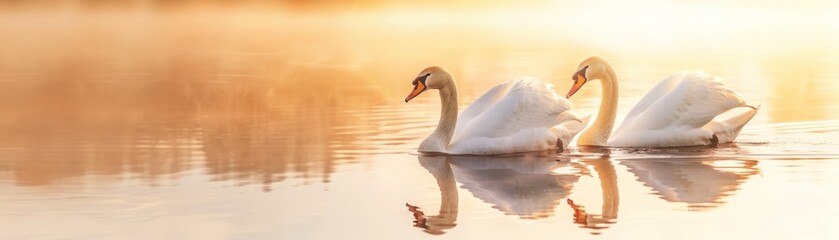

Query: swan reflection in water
<box><xmin>406</xmin><ymin>156</ymin><xmax>459</xmax><ymax>235</ymax></box>
<box><xmin>562</xmin><ymin>148</ymin><xmax>620</xmax><ymax>234</ymax></box>
<box><xmin>620</xmin><ymin>148</ymin><xmax>761</xmax><ymax>210</ymax></box>
<box><xmin>407</xmin><ymin>153</ymin><xmax>589</xmax><ymax>234</ymax></box>
<box><xmin>407</xmin><ymin>147</ymin><xmax>762</xmax><ymax>235</ymax></box>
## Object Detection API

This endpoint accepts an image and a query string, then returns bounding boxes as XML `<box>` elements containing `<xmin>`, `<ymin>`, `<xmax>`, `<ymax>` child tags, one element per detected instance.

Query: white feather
<box><xmin>446</xmin><ymin>78</ymin><xmax>581</xmax><ymax>154</ymax></box>
<box><xmin>608</xmin><ymin>71</ymin><xmax>757</xmax><ymax>147</ymax></box>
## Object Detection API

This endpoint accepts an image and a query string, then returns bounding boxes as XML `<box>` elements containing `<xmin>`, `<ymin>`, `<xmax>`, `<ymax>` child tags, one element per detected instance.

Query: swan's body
<box><xmin>405</xmin><ymin>66</ymin><xmax>584</xmax><ymax>155</ymax></box>
<box><xmin>567</xmin><ymin>57</ymin><xmax>758</xmax><ymax>147</ymax></box>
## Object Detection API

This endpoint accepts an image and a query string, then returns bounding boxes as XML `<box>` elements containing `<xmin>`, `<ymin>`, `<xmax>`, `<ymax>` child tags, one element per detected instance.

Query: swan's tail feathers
<box><xmin>577</xmin><ymin>114</ymin><xmax>592</xmax><ymax>128</ymax></box>
<box><xmin>560</xmin><ymin>113</ymin><xmax>590</xmax><ymax>134</ymax></box>
<box><xmin>704</xmin><ymin>104</ymin><xmax>760</xmax><ymax>143</ymax></box>
<box><xmin>550</xmin><ymin>113</ymin><xmax>590</xmax><ymax>150</ymax></box>
<box><xmin>555</xmin><ymin>111</ymin><xmax>579</xmax><ymax>124</ymax></box>
<box><xmin>550</xmin><ymin>126</ymin><xmax>575</xmax><ymax>150</ymax></box>
<box><xmin>742</xmin><ymin>103</ymin><xmax>761</xmax><ymax>110</ymax></box>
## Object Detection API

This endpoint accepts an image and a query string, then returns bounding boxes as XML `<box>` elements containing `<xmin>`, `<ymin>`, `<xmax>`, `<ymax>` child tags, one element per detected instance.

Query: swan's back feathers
<box><xmin>656</xmin><ymin>72</ymin><xmax>742</xmax><ymax>127</ymax></box>
<box><xmin>618</xmin><ymin>73</ymin><xmax>684</xmax><ymax>129</ymax></box>
<box><xmin>455</xmin><ymin>81</ymin><xmax>517</xmax><ymax>136</ymax></box>
<box><xmin>449</xmin><ymin>78</ymin><xmax>579</xmax><ymax>154</ymax></box>
<box><xmin>618</xmin><ymin>72</ymin><xmax>745</xmax><ymax>129</ymax></box>
<box><xmin>453</xmin><ymin>78</ymin><xmax>573</xmax><ymax>140</ymax></box>
<box><xmin>610</xmin><ymin>71</ymin><xmax>752</xmax><ymax>147</ymax></box>
<box><xmin>502</xmin><ymin>78</ymin><xmax>576</xmax><ymax>132</ymax></box>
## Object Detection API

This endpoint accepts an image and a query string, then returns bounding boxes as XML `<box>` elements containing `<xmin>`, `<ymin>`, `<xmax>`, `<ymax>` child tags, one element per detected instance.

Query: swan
<box><xmin>404</xmin><ymin>66</ymin><xmax>585</xmax><ymax>155</ymax></box>
<box><xmin>566</xmin><ymin>57</ymin><xmax>759</xmax><ymax>147</ymax></box>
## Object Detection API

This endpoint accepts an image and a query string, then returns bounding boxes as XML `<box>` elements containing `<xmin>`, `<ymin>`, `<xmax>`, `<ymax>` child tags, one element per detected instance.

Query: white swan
<box><xmin>405</xmin><ymin>66</ymin><xmax>585</xmax><ymax>155</ymax></box>
<box><xmin>566</xmin><ymin>57</ymin><xmax>759</xmax><ymax>147</ymax></box>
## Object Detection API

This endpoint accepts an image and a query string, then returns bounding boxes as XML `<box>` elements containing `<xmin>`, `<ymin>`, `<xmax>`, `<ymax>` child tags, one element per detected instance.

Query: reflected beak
<box><xmin>566</xmin><ymin>68</ymin><xmax>588</xmax><ymax>98</ymax></box>
<box><xmin>405</xmin><ymin>81</ymin><xmax>427</xmax><ymax>102</ymax></box>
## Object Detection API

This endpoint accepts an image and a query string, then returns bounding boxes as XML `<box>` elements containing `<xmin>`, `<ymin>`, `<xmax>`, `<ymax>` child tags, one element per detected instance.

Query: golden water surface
<box><xmin>1</xmin><ymin>1</ymin><xmax>839</xmax><ymax>239</ymax></box>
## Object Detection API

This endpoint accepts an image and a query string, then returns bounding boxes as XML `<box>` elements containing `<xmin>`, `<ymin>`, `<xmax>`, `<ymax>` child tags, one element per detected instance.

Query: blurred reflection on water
<box><xmin>407</xmin><ymin>147</ymin><xmax>769</xmax><ymax>235</ymax></box>
<box><xmin>620</xmin><ymin>152</ymin><xmax>761</xmax><ymax>210</ymax></box>
<box><xmin>566</xmin><ymin>150</ymin><xmax>619</xmax><ymax>234</ymax></box>
<box><xmin>0</xmin><ymin>63</ymin><xmax>399</xmax><ymax>186</ymax></box>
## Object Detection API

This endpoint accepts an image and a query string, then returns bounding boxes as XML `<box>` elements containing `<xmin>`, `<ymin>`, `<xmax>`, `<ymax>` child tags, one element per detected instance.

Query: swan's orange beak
<box><xmin>566</xmin><ymin>68</ymin><xmax>588</xmax><ymax>98</ymax></box>
<box><xmin>405</xmin><ymin>81</ymin><xmax>427</xmax><ymax>102</ymax></box>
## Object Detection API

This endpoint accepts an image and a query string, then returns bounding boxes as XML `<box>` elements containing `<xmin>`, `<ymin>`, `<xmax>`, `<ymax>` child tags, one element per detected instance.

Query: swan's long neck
<box><xmin>578</xmin><ymin>66</ymin><xmax>618</xmax><ymax>146</ymax></box>
<box><xmin>420</xmin><ymin>80</ymin><xmax>458</xmax><ymax>152</ymax></box>
<box><xmin>436</xmin><ymin>83</ymin><xmax>459</xmax><ymax>142</ymax></box>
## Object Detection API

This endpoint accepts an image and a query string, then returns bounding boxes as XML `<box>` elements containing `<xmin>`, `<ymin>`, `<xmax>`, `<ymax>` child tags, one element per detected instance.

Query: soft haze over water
<box><xmin>0</xmin><ymin>1</ymin><xmax>838</xmax><ymax>239</ymax></box>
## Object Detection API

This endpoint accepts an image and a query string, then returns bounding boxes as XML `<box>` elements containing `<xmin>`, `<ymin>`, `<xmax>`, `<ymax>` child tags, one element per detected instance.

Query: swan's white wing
<box><xmin>449</xmin><ymin>78</ymin><xmax>578</xmax><ymax>154</ymax></box>
<box><xmin>610</xmin><ymin>72</ymin><xmax>748</xmax><ymax>146</ymax></box>
<box><xmin>454</xmin><ymin>81</ymin><xmax>517</xmax><ymax>136</ymax></box>
<box><xmin>494</xmin><ymin>79</ymin><xmax>577</xmax><ymax>136</ymax></box>
<box><xmin>641</xmin><ymin>72</ymin><xmax>746</xmax><ymax>129</ymax></box>
<box><xmin>455</xmin><ymin>78</ymin><xmax>575</xmax><ymax>139</ymax></box>
<box><xmin>613</xmin><ymin>73</ymin><xmax>684</xmax><ymax>134</ymax></box>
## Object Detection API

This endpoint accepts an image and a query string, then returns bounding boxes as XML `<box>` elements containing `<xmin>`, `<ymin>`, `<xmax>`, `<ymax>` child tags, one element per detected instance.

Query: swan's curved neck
<box><xmin>579</xmin><ymin>66</ymin><xmax>618</xmax><ymax>146</ymax></box>
<box><xmin>420</xmin><ymin>80</ymin><xmax>458</xmax><ymax>152</ymax></box>
<box><xmin>436</xmin><ymin>83</ymin><xmax>459</xmax><ymax>141</ymax></box>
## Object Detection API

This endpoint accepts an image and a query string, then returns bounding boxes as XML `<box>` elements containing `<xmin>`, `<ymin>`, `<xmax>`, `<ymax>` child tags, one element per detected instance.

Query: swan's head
<box><xmin>567</xmin><ymin>56</ymin><xmax>609</xmax><ymax>98</ymax></box>
<box><xmin>405</xmin><ymin>66</ymin><xmax>451</xmax><ymax>102</ymax></box>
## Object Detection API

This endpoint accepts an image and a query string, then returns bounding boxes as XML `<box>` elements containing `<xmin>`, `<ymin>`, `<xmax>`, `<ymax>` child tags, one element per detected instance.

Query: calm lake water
<box><xmin>1</xmin><ymin>6</ymin><xmax>839</xmax><ymax>239</ymax></box>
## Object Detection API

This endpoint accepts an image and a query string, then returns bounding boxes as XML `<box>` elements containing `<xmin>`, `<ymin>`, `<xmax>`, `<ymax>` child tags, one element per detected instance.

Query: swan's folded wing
<box><xmin>454</xmin><ymin>78</ymin><xmax>576</xmax><ymax>141</ymax></box>
<box><xmin>621</xmin><ymin>72</ymin><xmax>746</xmax><ymax>132</ymax></box>
<box><xmin>455</xmin><ymin>81</ymin><xmax>517</xmax><ymax>136</ymax></box>
<box><xmin>617</xmin><ymin>73</ymin><xmax>685</xmax><ymax>130</ymax></box>
<box><xmin>502</xmin><ymin>78</ymin><xmax>577</xmax><ymax>132</ymax></box>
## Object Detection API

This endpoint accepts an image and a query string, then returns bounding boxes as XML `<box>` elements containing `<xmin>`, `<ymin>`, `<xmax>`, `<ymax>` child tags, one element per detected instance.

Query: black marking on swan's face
<box><xmin>406</xmin><ymin>73</ymin><xmax>431</xmax><ymax>102</ymax></box>
<box><xmin>567</xmin><ymin>66</ymin><xmax>589</xmax><ymax>99</ymax></box>
<box><xmin>413</xmin><ymin>73</ymin><xmax>431</xmax><ymax>87</ymax></box>
<box><xmin>572</xmin><ymin>65</ymin><xmax>589</xmax><ymax>82</ymax></box>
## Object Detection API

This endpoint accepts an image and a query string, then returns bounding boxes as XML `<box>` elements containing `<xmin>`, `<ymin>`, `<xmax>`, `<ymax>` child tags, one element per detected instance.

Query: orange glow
<box><xmin>0</xmin><ymin>1</ymin><xmax>838</xmax><ymax>239</ymax></box>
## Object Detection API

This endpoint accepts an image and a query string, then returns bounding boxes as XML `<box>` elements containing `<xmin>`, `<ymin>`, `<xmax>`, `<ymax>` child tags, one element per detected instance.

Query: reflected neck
<box><xmin>578</xmin><ymin>66</ymin><xmax>618</xmax><ymax>146</ymax></box>
<box><xmin>593</xmin><ymin>158</ymin><xmax>619</xmax><ymax>218</ymax></box>
<box><xmin>417</xmin><ymin>156</ymin><xmax>459</xmax><ymax>234</ymax></box>
<box><xmin>420</xmin><ymin>79</ymin><xmax>458</xmax><ymax>152</ymax></box>
<box><xmin>431</xmin><ymin>158</ymin><xmax>458</xmax><ymax>231</ymax></box>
